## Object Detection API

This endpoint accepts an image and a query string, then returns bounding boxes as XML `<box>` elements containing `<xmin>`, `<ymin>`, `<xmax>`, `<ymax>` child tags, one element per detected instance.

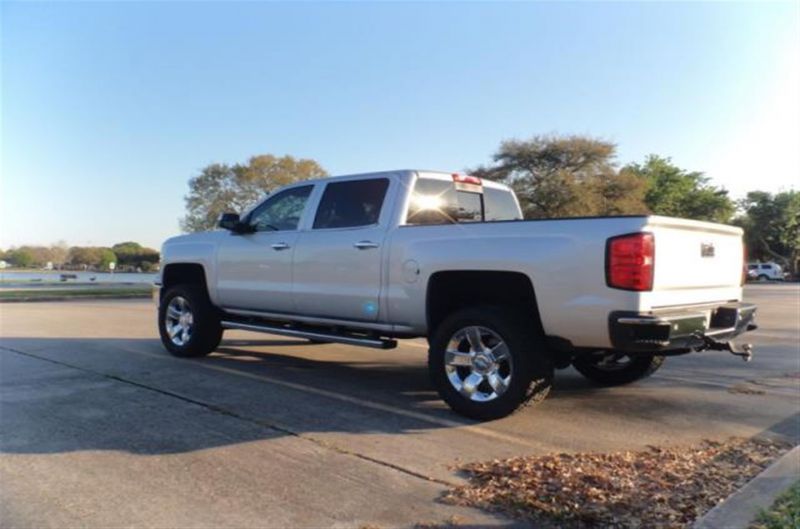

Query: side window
<box><xmin>748</xmin><ymin>264</ymin><xmax>757</xmax><ymax>270</ymax></box>
<box><xmin>313</xmin><ymin>179</ymin><xmax>390</xmax><ymax>229</ymax></box>
<box><xmin>248</xmin><ymin>185</ymin><xmax>313</xmax><ymax>232</ymax></box>
<box><xmin>760</xmin><ymin>264</ymin><xmax>770</xmax><ymax>270</ymax></box>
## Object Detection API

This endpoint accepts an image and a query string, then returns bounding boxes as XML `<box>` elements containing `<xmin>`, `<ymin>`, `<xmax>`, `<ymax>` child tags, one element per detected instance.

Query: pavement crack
<box><xmin>0</xmin><ymin>345</ymin><xmax>456</xmax><ymax>487</ymax></box>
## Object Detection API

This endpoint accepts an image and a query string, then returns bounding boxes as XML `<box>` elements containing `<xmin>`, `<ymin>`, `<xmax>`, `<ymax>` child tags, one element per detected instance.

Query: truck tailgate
<box><xmin>640</xmin><ymin>216</ymin><xmax>744</xmax><ymax>310</ymax></box>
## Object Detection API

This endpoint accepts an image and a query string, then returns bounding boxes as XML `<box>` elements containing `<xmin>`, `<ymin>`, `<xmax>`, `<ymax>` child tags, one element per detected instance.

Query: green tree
<box><xmin>49</xmin><ymin>241</ymin><xmax>69</xmax><ymax>268</ymax></box>
<box><xmin>67</xmin><ymin>246</ymin><xmax>118</xmax><ymax>269</ymax></box>
<box><xmin>112</xmin><ymin>242</ymin><xmax>159</xmax><ymax>268</ymax></box>
<box><xmin>181</xmin><ymin>154</ymin><xmax>328</xmax><ymax>232</ymax></box>
<box><xmin>624</xmin><ymin>155</ymin><xmax>734</xmax><ymax>223</ymax></box>
<box><xmin>736</xmin><ymin>190</ymin><xmax>800</xmax><ymax>274</ymax></box>
<box><xmin>5</xmin><ymin>246</ymin><xmax>53</xmax><ymax>267</ymax></box>
<box><xmin>6</xmin><ymin>248</ymin><xmax>35</xmax><ymax>268</ymax></box>
<box><xmin>98</xmin><ymin>248</ymin><xmax>117</xmax><ymax>270</ymax></box>
<box><xmin>592</xmin><ymin>167</ymin><xmax>650</xmax><ymax>216</ymax></box>
<box><xmin>67</xmin><ymin>247</ymin><xmax>91</xmax><ymax>267</ymax></box>
<box><xmin>112</xmin><ymin>241</ymin><xmax>143</xmax><ymax>256</ymax></box>
<box><xmin>472</xmin><ymin>134</ymin><xmax>647</xmax><ymax>218</ymax></box>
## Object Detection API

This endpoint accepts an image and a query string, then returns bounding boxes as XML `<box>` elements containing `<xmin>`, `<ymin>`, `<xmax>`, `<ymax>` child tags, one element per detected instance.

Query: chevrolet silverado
<box><xmin>156</xmin><ymin>170</ymin><xmax>756</xmax><ymax>420</ymax></box>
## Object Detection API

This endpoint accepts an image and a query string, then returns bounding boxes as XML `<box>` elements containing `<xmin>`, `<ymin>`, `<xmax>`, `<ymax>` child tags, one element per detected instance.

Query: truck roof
<box><xmin>296</xmin><ymin>169</ymin><xmax>511</xmax><ymax>191</ymax></box>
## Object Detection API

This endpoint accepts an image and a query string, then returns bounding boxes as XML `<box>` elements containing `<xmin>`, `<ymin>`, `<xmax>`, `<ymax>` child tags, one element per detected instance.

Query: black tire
<box><xmin>572</xmin><ymin>353</ymin><xmax>665</xmax><ymax>386</ymax></box>
<box><xmin>758</xmin><ymin>274</ymin><xmax>769</xmax><ymax>282</ymax></box>
<box><xmin>158</xmin><ymin>284</ymin><xmax>223</xmax><ymax>358</ymax></box>
<box><xmin>428</xmin><ymin>306</ymin><xmax>553</xmax><ymax>421</ymax></box>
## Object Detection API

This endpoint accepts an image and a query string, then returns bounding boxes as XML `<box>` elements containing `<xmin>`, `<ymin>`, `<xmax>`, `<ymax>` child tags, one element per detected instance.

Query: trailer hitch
<box><xmin>692</xmin><ymin>332</ymin><xmax>753</xmax><ymax>362</ymax></box>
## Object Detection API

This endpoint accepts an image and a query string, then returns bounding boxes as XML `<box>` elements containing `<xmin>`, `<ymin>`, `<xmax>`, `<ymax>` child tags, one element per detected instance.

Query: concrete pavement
<box><xmin>1</xmin><ymin>284</ymin><xmax>798</xmax><ymax>527</ymax></box>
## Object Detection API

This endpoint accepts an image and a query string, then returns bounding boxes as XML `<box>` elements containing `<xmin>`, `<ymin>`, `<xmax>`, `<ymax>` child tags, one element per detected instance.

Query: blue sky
<box><xmin>2</xmin><ymin>1</ymin><xmax>798</xmax><ymax>249</ymax></box>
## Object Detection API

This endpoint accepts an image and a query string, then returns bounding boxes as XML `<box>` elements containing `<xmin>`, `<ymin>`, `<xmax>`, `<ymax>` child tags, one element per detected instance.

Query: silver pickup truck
<box><xmin>157</xmin><ymin>170</ymin><xmax>756</xmax><ymax>420</ymax></box>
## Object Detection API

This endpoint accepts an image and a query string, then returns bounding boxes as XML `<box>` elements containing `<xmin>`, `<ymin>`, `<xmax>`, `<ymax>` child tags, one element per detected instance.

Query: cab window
<box><xmin>405</xmin><ymin>177</ymin><xmax>520</xmax><ymax>225</ymax></box>
<box><xmin>248</xmin><ymin>185</ymin><xmax>313</xmax><ymax>232</ymax></box>
<box><xmin>484</xmin><ymin>187</ymin><xmax>523</xmax><ymax>221</ymax></box>
<box><xmin>313</xmin><ymin>178</ymin><xmax>390</xmax><ymax>229</ymax></box>
<box><xmin>406</xmin><ymin>178</ymin><xmax>480</xmax><ymax>225</ymax></box>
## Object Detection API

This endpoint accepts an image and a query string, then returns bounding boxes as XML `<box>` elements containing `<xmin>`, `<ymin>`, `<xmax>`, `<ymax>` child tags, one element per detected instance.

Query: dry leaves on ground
<box><xmin>443</xmin><ymin>437</ymin><xmax>789</xmax><ymax>528</ymax></box>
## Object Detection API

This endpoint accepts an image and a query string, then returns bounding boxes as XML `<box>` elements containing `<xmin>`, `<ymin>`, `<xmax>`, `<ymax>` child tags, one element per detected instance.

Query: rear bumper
<box><xmin>609</xmin><ymin>302</ymin><xmax>757</xmax><ymax>353</ymax></box>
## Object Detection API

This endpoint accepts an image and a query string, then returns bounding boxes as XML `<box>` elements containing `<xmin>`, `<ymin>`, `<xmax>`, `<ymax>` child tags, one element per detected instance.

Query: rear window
<box><xmin>405</xmin><ymin>177</ymin><xmax>521</xmax><ymax>225</ymax></box>
<box><xmin>484</xmin><ymin>187</ymin><xmax>522</xmax><ymax>222</ymax></box>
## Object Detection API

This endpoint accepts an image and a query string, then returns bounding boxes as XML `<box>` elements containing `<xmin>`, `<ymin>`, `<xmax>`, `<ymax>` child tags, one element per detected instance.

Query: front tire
<box><xmin>572</xmin><ymin>352</ymin><xmax>664</xmax><ymax>386</ymax></box>
<box><xmin>428</xmin><ymin>306</ymin><xmax>553</xmax><ymax>421</ymax></box>
<box><xmin>158</xmin><ymin>285</ymin><xmax>223</xmax><ymax>358</ymax></box>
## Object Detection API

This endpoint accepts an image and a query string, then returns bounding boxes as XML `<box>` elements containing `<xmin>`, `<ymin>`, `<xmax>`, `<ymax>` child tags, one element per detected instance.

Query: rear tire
<box><xmin>572</xmin><ymin>352</ymin><xmax>664</xmax><ymax>386</ymax></box>
<box><xmin>428</xmin><ymin>306</ymin><xmax>553</xmax><ymax>421</ymax></box>
<box><xmin>158</xmin><ymin>285</ymin><xmax>223</xmax><ymax>358</ymax></box>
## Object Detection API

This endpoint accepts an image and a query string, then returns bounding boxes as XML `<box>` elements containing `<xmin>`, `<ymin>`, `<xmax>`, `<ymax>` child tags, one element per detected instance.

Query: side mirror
<box><xmin>218</xmin><ymin>212</ymin><xmax>249</xmax><ymax>233</ymax></box>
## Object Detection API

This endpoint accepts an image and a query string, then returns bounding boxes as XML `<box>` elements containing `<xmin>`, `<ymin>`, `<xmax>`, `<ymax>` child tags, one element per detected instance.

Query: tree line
<box><xmin>0</xmin><ymin>242</ymin><xmax>159</xmax><ymax>272</ymax></box>
<box><xmin>182</xmin><ymin>135</ymin><xmax>798</xmax><ymax>274</ymax></box>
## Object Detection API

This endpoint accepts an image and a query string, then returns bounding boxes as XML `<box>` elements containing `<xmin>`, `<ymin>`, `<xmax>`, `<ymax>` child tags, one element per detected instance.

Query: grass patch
<box><xmin>0</xmin><ymin>287</ymin><xmax>152</xmax><ymax>301</ymax></box>
<box><xmin>751</xmin><ymin>480</ymin><xmax>800</xmax><ymax>529</ymax></box>
<box><xmin>443</xmin><ymin>437</ymin><xmax>789</xmax><ymax>529</ymax></box>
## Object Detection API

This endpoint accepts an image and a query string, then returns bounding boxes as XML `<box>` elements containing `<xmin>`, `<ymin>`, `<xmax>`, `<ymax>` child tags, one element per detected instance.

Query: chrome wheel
<box><xmin>444</xmin><ymin>326</ymin><xmax>513</xmax><ymax>402</ymax></box>
<box><xmin>165</xmin><ymin>296</ymin><xmax>194</xmax><ymax>346</ymax></box>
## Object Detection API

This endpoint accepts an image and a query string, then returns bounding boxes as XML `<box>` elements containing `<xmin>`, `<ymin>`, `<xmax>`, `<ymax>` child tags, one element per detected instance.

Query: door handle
<box><xmin>353</xmin><ymin>241</ymin><xmax>379</xmax><ymax>250</ymax></box>
<box><xmin>270</xmin><ymin>242</ymin><xmax>291</xmax><ymax>251</ymax></box>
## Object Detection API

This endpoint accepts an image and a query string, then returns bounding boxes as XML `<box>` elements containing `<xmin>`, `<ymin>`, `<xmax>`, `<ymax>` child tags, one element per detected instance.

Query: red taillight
<box><xmin>606</xmin><ymin>233</ymin><xmax>655</xmax><ymax>291</ymax></box>
<box><xmin>742</xmin><ymin>243</ymin><xmax>747</xmax><ymax>286</ymax></box>
<box><xmin>452</xmin><ymin>173</ymin><xmax>482</xmax><ymax>186</ymax></box>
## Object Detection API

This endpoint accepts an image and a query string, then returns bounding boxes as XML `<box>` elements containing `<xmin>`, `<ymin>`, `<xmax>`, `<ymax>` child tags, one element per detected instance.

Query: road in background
<box><xmin>1</xmin><ymin>284</ymin><xmax>797</xmax><ymax>528</ymax></box>
<box><xmin>0</xmin><ymin>271</ymin><xmax>156</xmax><ymax>285</ymax></box>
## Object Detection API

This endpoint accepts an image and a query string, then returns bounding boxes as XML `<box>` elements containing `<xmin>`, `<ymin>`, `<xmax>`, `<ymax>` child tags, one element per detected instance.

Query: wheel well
<box><xmin>161</xmin><ymin>263</ymin><xmax>208</xmax><ymax>299</ymax></box>
<box><xmin>426</xmin><ymin>271</ymin><xmax>544</xmax><ymax>335</ymax></box>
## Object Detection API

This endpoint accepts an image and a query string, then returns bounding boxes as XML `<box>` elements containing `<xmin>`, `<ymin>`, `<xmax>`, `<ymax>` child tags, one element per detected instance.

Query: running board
<box><xmin>221</xmin><ymin>320</ymin><xmax>397</xmax><ymax>349</ymax></box>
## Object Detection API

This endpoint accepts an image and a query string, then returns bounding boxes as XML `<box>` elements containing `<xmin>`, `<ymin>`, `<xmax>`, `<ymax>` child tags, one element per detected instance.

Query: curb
<box><xmin>693</xmin><ymin>445</ymin><xmax>800</xmax><ymax>529</ymax></box>
<box><xmin>0</xmin><ymin>293</ymin><xmax>153</xmax><ymax>303</ymax></box>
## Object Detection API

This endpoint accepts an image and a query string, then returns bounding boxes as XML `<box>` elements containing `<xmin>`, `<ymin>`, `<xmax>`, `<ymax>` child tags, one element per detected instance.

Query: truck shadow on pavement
<box><xmin>1</xmin><ymin>336</ymin><xmax>798</xmax><ymax>456</ymax></box>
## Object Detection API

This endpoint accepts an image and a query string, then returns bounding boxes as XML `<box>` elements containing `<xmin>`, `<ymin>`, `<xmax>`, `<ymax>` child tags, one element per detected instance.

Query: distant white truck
<box><xmin>156</xmin><ymin>170</ymin><xmax>757</xmax><ymax>420</ymax></box>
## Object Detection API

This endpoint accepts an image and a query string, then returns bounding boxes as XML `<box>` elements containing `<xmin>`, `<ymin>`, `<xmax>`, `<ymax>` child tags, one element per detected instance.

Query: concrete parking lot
<box><xmin>1</xmin><ymin>284</ymin><xmax>798</xmax><ymax>528</ymax></box>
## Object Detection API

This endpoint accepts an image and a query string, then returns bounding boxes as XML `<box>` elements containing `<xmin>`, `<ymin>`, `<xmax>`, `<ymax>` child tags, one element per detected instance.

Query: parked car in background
<box><xmin>747</xmin><ymin>262</ymin><xmax>786</xmax><ymax>281</ymax></box>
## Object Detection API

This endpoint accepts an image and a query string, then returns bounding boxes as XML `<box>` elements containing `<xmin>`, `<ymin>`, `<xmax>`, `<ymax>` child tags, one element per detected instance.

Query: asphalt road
<box><xmin>1</xmin><ymin>285</ymin><xmax>798</xmax><ymax>528</ymax></box>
